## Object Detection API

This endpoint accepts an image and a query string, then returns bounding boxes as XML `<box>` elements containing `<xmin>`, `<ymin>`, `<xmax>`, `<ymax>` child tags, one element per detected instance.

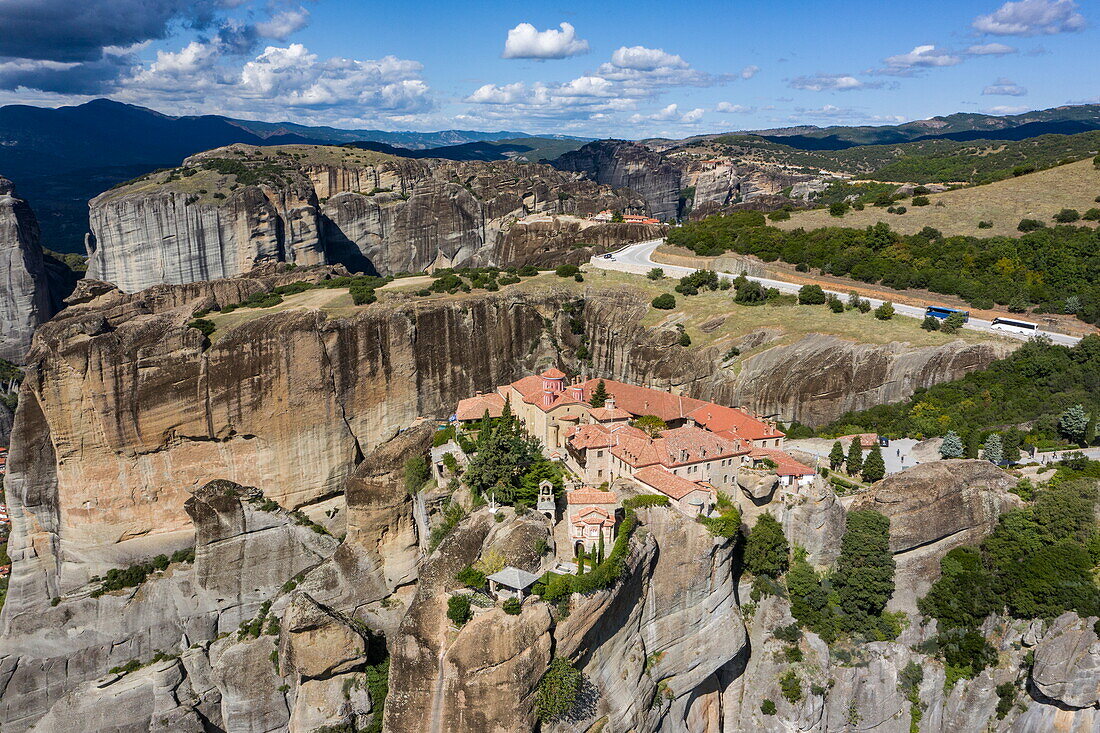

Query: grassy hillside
<box><xmin>777</xmin><ymin>158</ymin><xmax>1100</xmax><ymax>238</ymax></box>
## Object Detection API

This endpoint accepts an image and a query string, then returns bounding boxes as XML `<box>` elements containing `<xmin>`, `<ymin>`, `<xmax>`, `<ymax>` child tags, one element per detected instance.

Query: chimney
<box><xmin>686</xmin><ymin>416</ymin><xmax>696</xmax><ymax>428</ymax></box>
<box><xmin>606</xmin><ymin>394</ymin><xmax>617</xmax><ymax>410</ymax></box>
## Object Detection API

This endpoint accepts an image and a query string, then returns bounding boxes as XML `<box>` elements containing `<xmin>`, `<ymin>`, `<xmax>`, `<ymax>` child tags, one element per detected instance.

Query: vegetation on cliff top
<box><xmin>669</xmin><ymin>210</ymin><xmax>1100</xmax><ymax>326</ymax></box>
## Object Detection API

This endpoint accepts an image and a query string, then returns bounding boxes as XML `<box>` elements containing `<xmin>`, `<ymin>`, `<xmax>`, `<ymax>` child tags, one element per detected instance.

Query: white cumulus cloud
<box><xmin>883</xmin><ymin>45</ymin><xmax>963</xmax><ymax>71</ymax></box>
<box><xmin>740</xmin><ymin>65</ymin><xmax>760</xmax><ymax>79</ymax></box>
<box><xmin>788</xmin><ymin>73</ymin><xmax>878</xmax><ymax>91</ymax></box>
<box><xmin>609</xmin><ymin>46</ymin><xmax>688</xmax><ymax>71</ymax></box>
<box><xmin>502</xmin><ymin>22</ymin><xmax>589</xmax><ymax>59</ymax></box>
<box><xmin>716</xmin><ymin>102</ymin><xmax>754</xmax><ymax>113</ymax></box>
<box><xmin>973</xmin><ymin>0</ymin><xmax>1085</xmax><ymax>36</ymax></box>
<box><xmin>255</xmin><ymin>7</ymin><xmax>311</xmax><ymax>40</ymax></box>
<box><xmin>964</xmin><ymin>42</ymin><xmax>1018</xmax><ymax>55</ymax></box>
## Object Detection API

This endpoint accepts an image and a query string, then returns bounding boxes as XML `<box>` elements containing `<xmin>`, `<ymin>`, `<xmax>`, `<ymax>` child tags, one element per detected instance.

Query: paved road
<box><xmin>591</xmin><ymin>239</ymin><xmax>1082</xmax><ymax>346</ymax></box>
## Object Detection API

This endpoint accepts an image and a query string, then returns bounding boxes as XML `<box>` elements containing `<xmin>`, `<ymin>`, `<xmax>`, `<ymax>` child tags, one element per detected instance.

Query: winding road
<box><xmin>590</xmin><ymin>239</ymin><xmax>1082</xmax><ymax>347</ymax></box>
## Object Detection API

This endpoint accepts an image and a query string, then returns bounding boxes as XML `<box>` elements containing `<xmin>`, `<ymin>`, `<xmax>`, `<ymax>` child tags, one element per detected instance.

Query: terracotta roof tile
<box><xmin>634</xmin><ymin>466</ymin><xmax>715</xmax><ymax>501</ymax></box>
<box><xmin>567</xmin><ymin>488</ymin><xmax>619</xmax><ymax>505</ymax></box>
<box><xmin>687</xmin><ymin>403</ymin><xmax>785</xmax><ymax>441</ymax></box>
<box><xmin>541</xmin><ymin>368</ymin><xmax>567</xmax><ymax>379</ymax></box>
<box><xmin>760</xmin><ymin>449</ymin><xmax>816</xmax><ymax>476</ymax></box>
<box><xmin>456</xmin><ymin>393</ymin><xmax>506</xmax><ymax>421</ymax></box>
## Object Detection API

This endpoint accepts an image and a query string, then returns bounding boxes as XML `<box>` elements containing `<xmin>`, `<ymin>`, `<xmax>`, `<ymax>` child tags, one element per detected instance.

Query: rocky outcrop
<box><xmin>1030</xmin><ymin>612</ymin><xmax>1100</xmax><ymax>710</ymax></box>
<box><xmin>850</xmin><ymin>460</ymin><xmax>1021</xmax><ymax>612</ymax></box>
<box><xmin>553</xmin><ymin>140</ymin><xmax>683</xmax><ymax>220</ymax></box>
<box><xmin>0</xmin><ymin>176</ymin><xmax>53</xmax><ymax>363</ymax></box>
<box><xmin>492</xmin><ymin>216</ymin><xmax>666</xmax><ymax>267</ymax></box>
<box><xmin>582</xmin><ymin>294</ymin><xmax>1012</xmax><ymax>426</ymax></box>
<box><xmin>86</xmin><ymin>145</ymin><xmax>649</xmax><ymax>292</ymax></box>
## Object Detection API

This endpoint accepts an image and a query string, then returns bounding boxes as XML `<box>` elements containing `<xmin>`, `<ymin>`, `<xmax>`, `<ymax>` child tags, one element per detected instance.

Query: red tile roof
<box><xmin>649</xmin><ymin>425</ymin><xmax>746</xmax><ymax>467</ymax></box>
<box><xmin>577</xmin><ymin>379</ymin><xmax>708</xmax><ymax>423</ymax></box>
<box><xmin>759</xmin><ymin>449</ymin><xmax>816</xmax><ymax>476</ymax></box>
<box><xmin>567</xmin><ymin>487</ymin><xmax>619</xmax><ymax>505</ymax></box>
<box><xmin>589</xmin><ymin>406</ymin><xmax>632</xmax><ymax>422</ymax></box>
<box><xmin>687</xmin><ymin>403</ymin><xmax>784</xmax><ymax>442</ymax></box>
<box><xmin>455</xmin><ymin>392</ymin><xmax>506</xmax><ymax>421</ymax></box>
<box><xmin>541</xmin><ymin>368</ymin><xmax>567</xmax><ymax>379</ymax></box>
<box><xmin>634</xmin><ymin>466</ymin><xmax>715</xmax><ymax>501</ymax></box>
<box><xmin>571</xmin><ymin>506</ymin><xmax>615</xmax><ymax>527</ymax></box>
<box><xmin>841</xmin><ymin>433</ymin><xmax>880</xmax><ymax>448</ymax></box>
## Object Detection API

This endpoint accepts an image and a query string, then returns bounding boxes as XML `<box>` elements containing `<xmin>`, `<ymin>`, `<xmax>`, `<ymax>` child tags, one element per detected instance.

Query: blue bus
<box><xmin>925</xmin><ymin>306</ymin><xmax>970</xmax><ymax>322</ymax></box>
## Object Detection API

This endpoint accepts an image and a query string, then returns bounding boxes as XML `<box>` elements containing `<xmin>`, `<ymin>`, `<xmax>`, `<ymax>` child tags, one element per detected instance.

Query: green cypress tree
<box><xmin>1059</xmin><ymin>404</ymin><xmax>1089</xmax><ymax>445</ymax></box>
<box><xmin>845</xmin><ymin>438</ymin><xmax>863</xmax><ymax>476</ymax></box>
<box><xmin>596</xmin><ymin>531</ymin><xmax>605</xmax><ymax>564</ymax></box>
<box><xmin>590</xmin><ymin>380</ymin><xmax>609</xmax><ymax>408</ymax></box>
<box><xmin>576</xmin><ymin>548</ymin><xmax>585</xmax><ymax>575</ymax></box>
<box><xmin>829</xmin><ymin>441</ymin><xmax>845</xmax><ymax>470</ymax></box>
<box><xmin>834</xmin><ymin>510</ymin><xmax>895</xmax><ymax>633</ymax></box>
<box><xmin>744</xmin><ymin>513</ymin><xmax>789</xmax><ymax>578</ymax></box>
<box><xmin>862</xmin><ymin>445</ymin><xmax>886</xmax><ymax>483</ymax></box>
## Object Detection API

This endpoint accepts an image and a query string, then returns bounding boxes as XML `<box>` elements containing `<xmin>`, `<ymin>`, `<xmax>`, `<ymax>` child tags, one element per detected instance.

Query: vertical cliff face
<box><xmin>85</xmin><ymin>145</ymin><xmax>649</xmax><ymax>292</ymax></box>
<box><xmin>553</xmin><ymin>140</ymin><xmax>683</xmax><ymax>220</ymax></box>
<box><xmin>0</xmin><ymin>176</ymin><xmax>52</xmax><ymax>363</ymax></box>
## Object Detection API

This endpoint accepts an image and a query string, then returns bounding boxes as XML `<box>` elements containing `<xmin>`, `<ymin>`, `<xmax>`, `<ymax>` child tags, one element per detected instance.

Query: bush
<box><xmin>829</xmin><ymin>202</ymin><xmax>849</xmax><ymax>217</ymax></box>
<box><xmin>555</xmin><ymin>264</ymin><xmax>580</xmax><ymax>278</ymax></box>
<box><xmin>1082</xmin><ymin>208</ymin><xmax>1100</xmax><ymax>221</ymax></box>
<box><xmin>455</xmin><ymin>566</ymin><xmax>486</xmax><ymax>589</ymax></box>
<box><xmin>502</xmin><ymin>597</ymin><xmax>522</xmax><ymax>615</ymax></box>
<box><xmin>188</xmin><ymin>318</ymin><xmax>216</xmax><ymax>338</ymax></box>
<box><xmin>536</xmin><ymin>658</ymin><xmax>581</xmax><ymax>722</ymax></box>
<box><xmin>893</xmin><ymin>206</ymin><xmax>906</xmax><ymax>214</ymax></box>
<box><xmin>768</xmin><ymin>210</ymin><xmax>791</xmax><ymax>221</ymax></box>
<box><xmin>404</xmin><ymin>456</ymin><xmax>430</xmax><ymax>494</ymax></box>
<box><xmin>912</xmin><ymin>196</ymin><xmax>930</xmax><ymax>206</ymax></box>
<box><xmin>646</xmin><ymin>267</ymin><xmax>664</xmax><ymax>280</ymax></box>
<box><xmin>651</xmin><ymin>293</ymin><xmax>676</xmax><ymax>310</ymax></box>
<box><xmin>798</xmin><ymin>284</ymin><xmax>827</xmax><ymax>305</ymax></box>
<box><xmin>1053</xmin><ymin>208</ymin><xmax>1080</xmax><ymax>223</ymax></box>
<box><xmin>828</xmin><ymin>295</ymin><xmax>844</xmax><ymax>313</ymax></box>
<box><xmin>941</xmin><ymin>312</ymin><xmax>966</xmax><ymax>334</ymax></box>
<box><xmin>1017</xmin><ymin>218</ymin><xmax>1045</xmax><ymax>232</ymax></box>
<box><xmin>761</xmin><ymin>699</ymin><xmax>777</xmax><ymax>715</ymax></box>
<box><xmin>350</xmin><ymin>286</ymin><xmax>376</xmax><ymax>305</ymax></box>
<box><xmin>779</xmin><ymin>670</ymin><xmax>803</xmax><ymax>703</ymax></box>
<box><xmin>874</xmin><ymin>301</ymin><xmax>894</xmax><ymax>320</ymax></box>
<box><xmin>921</xmin><ymin>316</ymin><xmax>941</xmax><ymax>331</ymax></box>
<box><xmin>518</xmin><ymin>264</ymin><xmax>539</xmax><ymax>277</ymax></box>
<box><xmin>447</xmin><ymin>594</ymin><xmax>472</xmax><ymax>626</ymax></box>
<box><xmin>678</xmin><ymin>330</ymin><xmax>691</xmax><ymax>347</ymax></box>
<box><xmin>977</xmin><ymin>220</ymin><xmax>993</xmax><ymax>228</ymax></box>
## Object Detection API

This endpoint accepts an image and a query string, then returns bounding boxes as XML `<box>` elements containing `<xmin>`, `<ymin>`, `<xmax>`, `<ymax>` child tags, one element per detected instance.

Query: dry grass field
<box><xmin>776</xmin><ymin>158</ymin><xmax>1100</xmax><ymax>238</ymax></box>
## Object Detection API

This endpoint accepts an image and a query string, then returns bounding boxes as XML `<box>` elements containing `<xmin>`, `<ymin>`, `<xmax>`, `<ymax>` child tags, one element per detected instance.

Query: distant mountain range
<box><xmin>745</xmin><ymin>104</ymin><xmax>1100</xmax><ymax>150</ymax></box>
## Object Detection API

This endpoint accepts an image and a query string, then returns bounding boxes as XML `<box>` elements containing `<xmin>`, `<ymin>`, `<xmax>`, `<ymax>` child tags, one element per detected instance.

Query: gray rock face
<box><xmin>85</xmin><ymin>145</ymin><xmax>648</xmax><ymax>292</ymax></box>
<box><xmin>850</xmin><ymin>460</ymin><xmax>1021</xmax><ymax>612</ymax></box>
<box><xmin>0</xmin><ymin>176</ymin><xmax>52</xmax><ymax>363</ymax></box>
<box><xmin>1031</xmin><ymin>612</ymin><xmax>1100</xmax><ymax>709</ymax></box>
<box><xmin>553</xmin><ymin>140</ymin><xmax>683</xmax><ymax>219</ymax></box>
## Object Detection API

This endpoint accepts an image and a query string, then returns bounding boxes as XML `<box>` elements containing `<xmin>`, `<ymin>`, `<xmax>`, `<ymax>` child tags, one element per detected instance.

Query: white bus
<box><xmin>990</xmin><ymin>317</ymin><xmax>1039</xmax><ymax>335</ymax></box>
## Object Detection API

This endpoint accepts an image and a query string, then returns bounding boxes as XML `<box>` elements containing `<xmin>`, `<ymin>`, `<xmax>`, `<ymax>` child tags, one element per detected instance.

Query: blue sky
<box><xmin>0</xmin><ymin>0</ymin><xmax>1096</xmax><ymax>137</ymax></box>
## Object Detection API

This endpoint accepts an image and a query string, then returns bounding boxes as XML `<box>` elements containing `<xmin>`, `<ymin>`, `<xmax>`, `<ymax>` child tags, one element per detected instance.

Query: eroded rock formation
<box><xmin>0</xmin><ymin>176</ymin><xmax>52</xmax><ymax>363</ymax></box>
<box><xmin>86</xmin><ymin>145</ymin><xmax>653</xmax><ymax>292</ymax></box>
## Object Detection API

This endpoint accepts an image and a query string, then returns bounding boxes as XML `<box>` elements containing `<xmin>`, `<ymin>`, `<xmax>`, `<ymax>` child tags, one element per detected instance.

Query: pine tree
<box><xmin>983</xmin><ymin>433</ymin><xmax>1003</xmax><ymax>465</ymax></box>
<box><xmin>829</xmin><ymin>441</ymin><xmax>845</xmax><ymax>470</ymax></box>
<box><xmin>590</xmin><ymin>380</ymin><xmax>609</xmax><ymax>408</ymax></box>
<box><xmin>501</xmin><ymin>399</ymin><xmax>512</xmax><ymax>422</ymax></box>
<box><xmin>940</xmin><ymin>431</ymin><xmax>964</xmax><ymax>458</ymax></box>
<box><xmin>862</xmin><ymin>445</ymin><xmax>885</xmax><ymax>483</ymax></box>
<box><xmin>1059</xmin><ymin>404</ymin><xmax>1089</xmax><ymax>445</ymax></box>
<box><xmin>845</xmin><ymin>438</ymin><xmax>863</xmax><ymax>476</ymax></box>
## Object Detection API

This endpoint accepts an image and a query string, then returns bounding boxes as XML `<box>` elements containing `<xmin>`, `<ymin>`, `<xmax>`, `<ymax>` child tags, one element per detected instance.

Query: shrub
<box><xmin>536</xmin><ymin>658</ymin><xmax>581</xmax><ymax>722</ymax></box>
<box><xmin>1083</xmin><ymin>208</ymin><xmax>1100</xmax><ymax>221</ymax></box>
<box><xmin>893</xmin><ymin>206</ymin><xmax>906</xmax><ymax>214</ymax></box>
<box><xmin>921</xmin><ymin>316</ymin><xmax>941</xmax><ymax>331</ymax></box>
<box><xmin>404</xmin><ymin>456</ymin><xmax>430</xmax><ymax>494</ymax></box>
<box><xmin>768</xmin><ymin>210</ymin><xmax>791</xmax><ymax>221</ymax></box>
<box><xmin>912</xmin><ymin>196</ymin><xmax>930</xmax><ymax>206</ymax></box>
<box><xmin>761</xmin><ymin>699</ymin><xmax>777</xmax><ymax>715</ymax></box>
<box><xmin>555</xmin><ymin>264</ymin><xmax>580</xmax><ymax>278</ymax></box>
<box><xmin>502</xmin><ymin>597</ymin><xmax>522</xmax><ymax>615</ymax></box>
<box><xmin>678</xmin><ymin>330</ymin><xmax>691</xmax><ymax>347</ymax></box>
<box><xmin>828</xmin><ymin>295</ymin><xmax>844</xmax><ymax>313</ymax></box>
<box><xmin>941</xmin><ymin>312</ymin><xmax>966</xmax><ymax>334</ymax></box>
<box><xmin>874</xmin><ymin>301</ymin><xmax>894</xmax><ymax>320</ymax></box>
<box><xmin>829</xmin><ymin>202</ymin><xmax>849</xmax><ymax>217</ymax></box>
<box><xmin>977</xmin><ymin>220</ymin><xmax>993</xmax><ymax>228</ymax></box>
<box><xmin>779</xmin><ymin>670</ymin><xmax>803</xmax><ymax>703</ymax></box>
<box><xmin>798</xmin><ymin>284</ymin><xmax>827</xmax><ymax>305</ymax></box>
<box><xmin>646</xmin><ymin>267</ymin><xmax>664</xmax><ymax>280</ymax></box>
<box><xmin>447</xmin><ymin>594</ymin><xmax>472</xmax><ymax>627</ymax></box>
<box><xmin>518</xmin><ymin>265</ymin><xmax>539</xmax><ymax>277</ymax></box>
<box><xmin>188</xmin><ymin>318</ymin><xmax>216</xmax><ymax>338</ymax></box>
<box><xmin>1053</xmin><ymin>208</ymin><xmax>1080</xmax><ymax>223</ymax></box>
<box><xmin>1017</xmin><ymin>218</ymin><xmax>1045</xmax><ymax>232</ymax></box>
<box><xmin>651</xmin><ymin>293</ymin><xmax>676</xmax><ymax>310</ymax></box>
<box><xmin>455</xmin><ymin>566</ymin><xmax>486</xmax><ymax>589</ymax></box>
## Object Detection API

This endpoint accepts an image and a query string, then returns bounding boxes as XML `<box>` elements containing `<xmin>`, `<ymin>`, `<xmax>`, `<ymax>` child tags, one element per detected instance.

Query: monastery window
<box><xmin>597</xmin><ymin>450</ymin><xmax>604</xmax><ymax>458</ymax></box>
